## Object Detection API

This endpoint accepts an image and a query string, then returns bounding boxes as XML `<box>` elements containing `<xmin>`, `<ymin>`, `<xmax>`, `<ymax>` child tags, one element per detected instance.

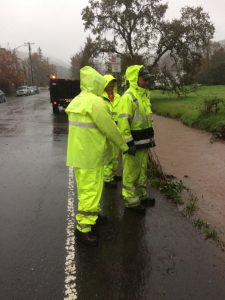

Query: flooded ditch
<box><xmin>153</xmin><ymin>114</ymin><xmax>225</xmax><ymax>240</ymax></box>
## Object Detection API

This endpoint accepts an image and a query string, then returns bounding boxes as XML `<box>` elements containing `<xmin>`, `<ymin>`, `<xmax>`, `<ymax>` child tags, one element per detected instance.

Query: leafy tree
<box><xmin>208</xmin><ymin>47</ymin><xmax>225</xmax><ymax>84</ymax></box>
<box><xmin>82</xmin><ymin>0</ymin><xmax>215</xmax><ymax>92</ymax></box>
<box><xmin>196</xmin><ymin>44</ymin><xmax>225</xmax><ymax>85</ymax></box>
<box><xmin>0</xmin><ymin>48</ymin><xmax>26</xmax><ymax>93</ymax></box>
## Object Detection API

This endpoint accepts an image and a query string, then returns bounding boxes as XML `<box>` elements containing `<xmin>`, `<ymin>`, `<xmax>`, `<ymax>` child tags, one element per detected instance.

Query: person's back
<box><xmin>66</xmin><ymin>88</ymin><xmax>112</xmax><ymax>169</ymax></box>
<box><xmin>66</xmin><ymin>66</ymin><xmax>128</xmax><ymax>246</ymax></box>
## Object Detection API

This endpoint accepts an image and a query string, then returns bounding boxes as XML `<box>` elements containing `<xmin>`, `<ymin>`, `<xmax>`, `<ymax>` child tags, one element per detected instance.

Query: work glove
<box><xmin>149</xmin><ymin>127</ymin><xmax>155</xmax><ymax>147</ymax></box>
<box><xmin>149</xmin><ymin>127</ymin><xmax>154</xmax><ymax>138</ymax></box>
<box><xmin>126</xmin><ymin>145</ymin><xmax>136</xmax><ymax>156</ymax></box>
<box><xmin>149</xmin><ymin>137</ymin><xmax>156</xmax><ymax>148</ymax></box>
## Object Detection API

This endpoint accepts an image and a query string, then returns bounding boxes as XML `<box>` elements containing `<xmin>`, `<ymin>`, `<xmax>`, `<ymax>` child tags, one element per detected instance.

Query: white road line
<box><xmin>64</xmin><ymin>167</ymin><xmax>77</xmax><ymax>300</ymax></box>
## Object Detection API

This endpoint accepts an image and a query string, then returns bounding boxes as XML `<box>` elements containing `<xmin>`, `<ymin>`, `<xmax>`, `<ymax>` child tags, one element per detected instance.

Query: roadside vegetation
<box><xmin>148</xmin><ymin>150</ymin><xmax>225</xmax><ymax>251</ymax></box>
<box><xmin>151</xmin><ymin>85</ymin><xmax>225</xmax><ymax>139</ymax></box>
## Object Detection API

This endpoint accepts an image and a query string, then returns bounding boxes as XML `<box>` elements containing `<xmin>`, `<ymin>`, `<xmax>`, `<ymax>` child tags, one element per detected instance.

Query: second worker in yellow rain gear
<box><xmin>102</xmin><ymin>74</ymin><xmax>122</xmax><ymax>188</ymax></box>
<box><xmin>117</xmin><ymin>65</ymin><xmax>156</xmax><ymax>215</ymax></box>
<box><xmin>66</xmin><ymin>66</ymin><xmax>128</xmax><ymax>246</ymax></box>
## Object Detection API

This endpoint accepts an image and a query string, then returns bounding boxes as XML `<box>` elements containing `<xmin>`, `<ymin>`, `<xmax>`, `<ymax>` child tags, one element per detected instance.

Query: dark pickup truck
<box><xmin>49</xmin><ymin>78</ymin><xmax>80</xmax><ymax>114</ymax></box>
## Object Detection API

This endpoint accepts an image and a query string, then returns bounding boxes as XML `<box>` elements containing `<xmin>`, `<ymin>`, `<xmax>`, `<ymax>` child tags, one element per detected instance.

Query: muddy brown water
<box><xmin>153</xmin><ymin>114</ymin><xmax>225</xmax><ymax>240</ymax></box>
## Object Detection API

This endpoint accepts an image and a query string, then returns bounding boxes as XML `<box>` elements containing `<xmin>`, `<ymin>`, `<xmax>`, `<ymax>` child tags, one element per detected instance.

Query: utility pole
<box><xmin>13</xmin><ymin>44</ymin><xmax>25</xmax><ymax>83</ymax></box>
<box><xmin>24</xmin><ymin>42</ymin><xmax>35</xmax><ymax>84</ymax></box>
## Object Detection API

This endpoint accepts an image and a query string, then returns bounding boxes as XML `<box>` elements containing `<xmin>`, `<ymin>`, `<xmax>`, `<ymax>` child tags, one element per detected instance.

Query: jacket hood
<box><xmin>80</xmin><ymin>66</ymin><xmax>106</xmax><ymax>96</ymax></box>
<box><xmin>103</xmin><ymin>74</ymin><xmax>117</xmax><ymax>95</ymax></box>
<box><xmin>103</xmin><ymin>74</ymin><xmax>116</xmax><ymax>89</ymax></box>
<box><xmin>125</xmin><ymin>65</ymin><xmax>143</xmax><ymax>88</ymax></box>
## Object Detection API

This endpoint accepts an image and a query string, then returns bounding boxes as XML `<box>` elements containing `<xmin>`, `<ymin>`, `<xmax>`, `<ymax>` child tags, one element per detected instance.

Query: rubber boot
<box><xmin>75</xmin><ymin>229</ymin><xmax>98</xmax><ymax>246</ymax></box>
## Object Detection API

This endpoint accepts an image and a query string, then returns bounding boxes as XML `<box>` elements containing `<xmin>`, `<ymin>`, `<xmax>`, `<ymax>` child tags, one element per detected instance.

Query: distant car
<box><xmin>0</xmin><ymin>89</ymin><xmax>7</xmax><ymax>103</ymax></box>
<box><xmin>28</xmin><ymin>86</ymin><xmax>36</xmax><ymax>95</ymax></box>
<box><xmin>31</xmin><ymin>86</ymin><xmax>39</xmax><ymax>94</ymax></box>
<box><xmin>16</xmin><ymin>85</ymin><xmax>29</xmax><ymax>96</ymax></box>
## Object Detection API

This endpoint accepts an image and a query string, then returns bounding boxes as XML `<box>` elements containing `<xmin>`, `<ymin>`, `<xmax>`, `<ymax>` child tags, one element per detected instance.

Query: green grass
<box><xmin>151</xmin><ymin>177</ymin><xmax>185</xmax><ymax>205</ymax></box>
<box><xmin>184</xmin><ymin>192</ymin><xmax>198</xmax><ymax>217</ymax></box>
<box><xmin>151</xmin><ymin>85</ymin><xmax>225</xmax><ymax>136</ymax></box>
<box><xmin>193</xmin><ymin>219</ymin><xmax>219</xmax><ymax>242</ymax></box>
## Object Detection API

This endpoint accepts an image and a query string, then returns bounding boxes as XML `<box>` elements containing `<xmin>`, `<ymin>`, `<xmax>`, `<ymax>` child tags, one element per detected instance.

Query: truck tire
<box><xmin>53</xmin><ymin>104</ymin><xmax>59</xmax><ymax>114</ymax></box>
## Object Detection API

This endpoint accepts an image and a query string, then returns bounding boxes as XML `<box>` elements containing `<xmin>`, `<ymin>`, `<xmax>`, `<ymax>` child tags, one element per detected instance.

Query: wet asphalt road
<box><xmin>0</xmin><ymin>91</ymin><xmax>225</xmax><ymax>300</ymax></box>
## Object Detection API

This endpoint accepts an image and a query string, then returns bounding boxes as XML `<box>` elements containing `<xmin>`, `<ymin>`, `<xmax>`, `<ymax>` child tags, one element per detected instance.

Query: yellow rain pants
<box><xmin>74</xmin><ymin>166</ymin><xmax>104</xmax><ymax>233</ymax></box>
<box><xmin>122</xmin><ymin>149</ymin><xmax>149</xmax><ymax>207</ymax></box>
<box><xmin>103</xmin><ymin>145</ymin><xmax>119</xmax><ymax>182</ymax></box>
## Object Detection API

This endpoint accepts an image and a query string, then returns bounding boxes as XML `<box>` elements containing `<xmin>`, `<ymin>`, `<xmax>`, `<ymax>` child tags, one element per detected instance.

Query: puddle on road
<box><xmin>153</xmin><ymin>114</ymin><xmax>225</xmax><ymax>238</ymax></box>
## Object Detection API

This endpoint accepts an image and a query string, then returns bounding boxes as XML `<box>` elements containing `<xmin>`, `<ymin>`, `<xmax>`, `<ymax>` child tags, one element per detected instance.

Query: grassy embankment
<box><xmin>151</xmin><ymin>85</ymin><xmax>225</xmax><ymax>138</ymax></box>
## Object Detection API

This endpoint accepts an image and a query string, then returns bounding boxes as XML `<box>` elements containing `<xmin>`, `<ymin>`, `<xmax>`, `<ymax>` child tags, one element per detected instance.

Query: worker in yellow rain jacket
<box><xmin>117</xmin><ymin>65</ymin><xmax>156</xmax><ymax>215</ymax></box>
<box><xmin>102</xmin><ymin>74</ymin><xmax>122</xmax><ymax>188</ymax></box>
<box><xmin>66</xmin><ymin>66</ymin><xmax>128</xmax><ymax>246</ymax></box>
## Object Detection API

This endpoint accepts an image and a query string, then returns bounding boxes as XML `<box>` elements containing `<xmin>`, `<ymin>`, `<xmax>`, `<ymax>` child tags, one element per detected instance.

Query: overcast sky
<box><xmin>1</xmin><ymin>0</ymin><xmax>224</xmax><ymax>66</ymax></box>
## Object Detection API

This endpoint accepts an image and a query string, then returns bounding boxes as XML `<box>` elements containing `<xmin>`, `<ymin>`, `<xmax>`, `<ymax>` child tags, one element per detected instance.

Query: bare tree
<box><xmin>82</xmin><ymin>0</ymin><xmax>215</xmax><ymax>92</ymax></box>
